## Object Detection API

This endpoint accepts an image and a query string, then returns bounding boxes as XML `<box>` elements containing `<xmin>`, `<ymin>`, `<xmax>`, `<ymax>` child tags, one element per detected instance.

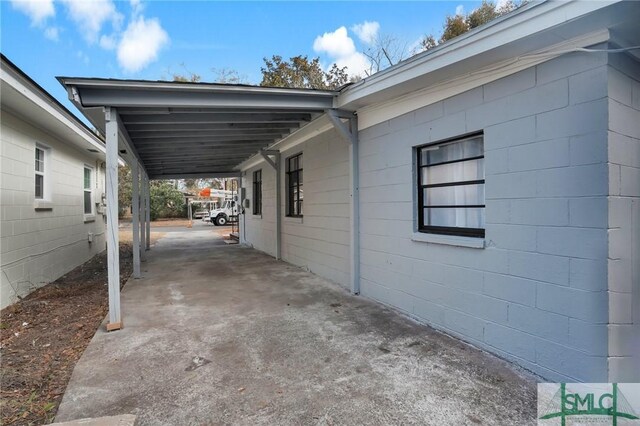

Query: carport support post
<box><xmin>145</xmin><ymin>173</ymin><xmax>151</xmax><ymax>250</ymax></box>
<box><xmin>131</xmin><ymin>161</ymin><xmax>141</xmax><ymax>278</ymax></box>
<box><xmin>327</xmin><ymin>110</ymin><xmax>360</xmax><ymax>295</ymax></box>
<box><xmin>140</xmin><ymin>172</ymin><xmax>147</xmax><ymax>262</ymax></box>
<box><xmin>104</xmin><ymin>107</ymin><xmax>122</xmax><ymax>330</ymax></box>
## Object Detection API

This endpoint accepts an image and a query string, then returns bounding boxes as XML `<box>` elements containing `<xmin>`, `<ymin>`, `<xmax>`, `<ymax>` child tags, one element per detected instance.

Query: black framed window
<box><xmin>286</xmin><ymin>153</ymin><xmax>303</xmax><ymax>217</ymax></box>
<box><xmin>417</xmin><ymin>132</ymin><xmax>485</xmax><ymax>238</ymax></box>
<box><xmin>252</xmin><ymin>169</ymin><xmax>262</xmax><ymax>215</ymax></box>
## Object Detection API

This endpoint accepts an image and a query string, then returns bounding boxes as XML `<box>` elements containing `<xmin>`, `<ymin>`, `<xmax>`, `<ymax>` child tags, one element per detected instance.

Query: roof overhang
<box><xmin>57</xmin><ymin>77</ymin><xmax>338</xmax><ymax>179</ymax></box>
<box><xmin>1</xmin><ymin>55</ymin><xmax>107</xmax><ymax>161</ymax></box>
<box><xmin>337</xmin><ymin>0</ymin><xmax>637</xmax><ymax>114</ymax></box>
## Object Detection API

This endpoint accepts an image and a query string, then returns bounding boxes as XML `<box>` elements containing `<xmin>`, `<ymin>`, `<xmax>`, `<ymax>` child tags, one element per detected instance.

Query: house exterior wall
<box><xmin>356</xmin><ymin>51</ymin><xmax>613</xmax><ymax>383</ymax></box>
<box><xmin>606</xmin><ymin>52</ymin><xmax>640</xmax><ymax>382</ymax></box>
<box><xmin>243</xmin><ymin>128</ymin><xmax>351</xmax><ymax>289</ymax></box>
<box><xmin>240</xmin><ymin>51</ymin><xmax>637</xmax><ymax>382</ymax></box>
<box><xmin>1</xmin><ymin>110</ymin><xmax>107</xmax><ymax>309</ymax></box>
<box><xmin>243</xmin><ymin>162</ymin><xmax>277</xmax><ymax>258</ymax></box>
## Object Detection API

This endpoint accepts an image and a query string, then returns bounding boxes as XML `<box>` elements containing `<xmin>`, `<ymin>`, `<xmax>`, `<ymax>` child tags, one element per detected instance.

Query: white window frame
<box><xmin>83</xmin><ymin>165</ymin><xmax>95</xmax><ymax>221</ymax></box>
<box><xmin>34</xmin><ymin>143</ymin><xmax>52</xmax><ymax>209</ymax></box>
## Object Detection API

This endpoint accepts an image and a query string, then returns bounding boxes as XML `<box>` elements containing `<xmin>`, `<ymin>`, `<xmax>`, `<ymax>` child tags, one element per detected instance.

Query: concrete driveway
<box><xmin>55</xmin><ymin>229</ymin><xmax>538</xmax><ymax>425</ymax></box>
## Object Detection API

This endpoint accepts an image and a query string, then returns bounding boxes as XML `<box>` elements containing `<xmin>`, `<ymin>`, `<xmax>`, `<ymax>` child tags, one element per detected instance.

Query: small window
<box><xmin>286</xmin><ymin>153</ymin><xmax>303</xmax><ymax>217</ymax></box>
<box><xmin>35</xmin><ymin>146</ymin><xmax>46</xmax><ymax>199</ymax></box>
<box><xmin>252</xmin><ymin>169</ymin><xmax>262</xmax><ymax>215</ymax></box>
<box><xmin>83</xmin><ymin>166</ymin><xmax>93</xmax><ymax>215</ymax></box>
<box><xmin>417</xmin><ymin>133</ymin><xmax>485</xmax><ymax>238</ymax></box>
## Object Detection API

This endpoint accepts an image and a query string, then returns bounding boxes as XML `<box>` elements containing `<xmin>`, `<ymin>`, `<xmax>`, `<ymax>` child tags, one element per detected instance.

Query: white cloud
<box><xmin>455</xmin><ymin>4</ymin><xmax>465</xmax><ymax>16</ymax></box>
<box><xmin>313</xmin><ymin>27</ymin><xmax>356</xmax><ymax>58</ymax></box>
<box><xmin>334</xmin><ymin>52</ymin><xmax>371</xmax><ymax>78</ymax></box>
<box><xmin>44</xmin><ymin>26</ymin><xmax>59</xmax><ymax>41</ymax></box>
<box><xmin>117</xmin><ymin>16</ymin><xmax>169</xmax><ymax>73</ymax></box>
<box><xmin>313</xmin><ymin>26</ymin><xmax>371</xmax><ymax>77</ymax></box>
<box><xmin>351</xmin><ymin>21</ymin><xmax>380</xmax><ymax>45</ymax></box>
<box><xmin>10</xmin><ymin>0</ymin><xmax>55</xmax><ymax>26</ymax></box>
<box><xmin>60</xmin><ymin>0</ymin><xmax>123</xmax><ymax>43</ymax></box>
<box><xmin>76</xmin><ymin>50</ymin><xmax>90</xmax><ymax>65</ymax></box>
<box><xmin>99</xmin><ymin>34</ymin><xmax>117</xmax><ymax>50</ymax></box>
<box><xmin>130</xmin><ymin>0</ymin><xmax>144</xmax><ymax>17</ymax></box>
<box><xmin>495</xmin><ymin>0</ymin><xmax>510</xmax><ymax>9</ymax></box>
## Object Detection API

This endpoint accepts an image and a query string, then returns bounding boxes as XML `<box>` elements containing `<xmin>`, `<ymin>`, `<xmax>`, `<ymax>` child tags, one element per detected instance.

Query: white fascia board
<box><xmin>1</xmin><ymin>67</ymin><xmax>106</xmax><ymax>155</ymax></box>
<box><xmin>357</xmin><ymin>29</ymin><xmax>611</xmax><ymax>130</ymax></box>
<box><xmin>237</xmin><ymin>114</ymin><xmax>333</xmax><ymax>171</ymax></box>
<box><xmin>59</xmin><ymin>77</ymin><xmax>337</xmax><ymax>98</ymax></box>
<box><xmin>337</xmin><ymin>0</ymin><xmax>616</xmax><ymax>111</ymax></box>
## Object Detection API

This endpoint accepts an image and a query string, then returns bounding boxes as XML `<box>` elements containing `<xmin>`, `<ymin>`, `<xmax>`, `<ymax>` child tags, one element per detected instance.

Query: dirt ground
<box><xmin>0</xmin><ymin>244</ymin><xmax>134</xmax><ymax>425</ymax></box>
<box><xmin>118</xmin><ymin>230</ymin><xmax>166</xmax><ymax>244</ymax></box>
<box><xmin>149</xmin><ymin>218</ymin><xmax>191</xmax><ymax>228</ymax></box>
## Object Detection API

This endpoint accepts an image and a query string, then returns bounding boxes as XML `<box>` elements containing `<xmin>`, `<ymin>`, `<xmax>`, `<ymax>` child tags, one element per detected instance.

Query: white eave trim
<box><xmin>1</xmin><ymin>67</ymin><xmax>106</xmax><ymax>155</ymax></box>
<box><xmin>59</xmin><ymin>78</ymin><xmax>338</xmax><ymax>98</ymax></box>
<box><xmin>236</xmin><ymin>114</ymin><xmax>334</xmax><ymax>171</ymax></box>
<box><xmin>356</xmin><ymin>29</ymin><xmax>611</xmax><ymax>130</ymax></box>
<box><xmin>337</xmin><ymin>0</ymin><xmax>615</xmax><ymax>110</ymax></box>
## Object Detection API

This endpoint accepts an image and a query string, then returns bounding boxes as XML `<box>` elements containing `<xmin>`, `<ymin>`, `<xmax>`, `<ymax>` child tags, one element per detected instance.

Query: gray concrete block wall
<box><xmin>243</xmin><ymin>128</ymin><xmax>351</xmax><ymax>289</ymax></box>
<box><xmin>606</xmin><ymin>52</ymin><xmax>640</xmax><ymax>382</ymax></box>
<box><xmin>357</xmin><ymin>51</ymin><xmax>612</xmax><ymax>382</ymax></box>
<box><xmin>1</xmin><ymin>110</ymin><xmax>106</xmax><ymax>308</ymax></box>
<box><xmin>279</xmin><ymin>129</ymin><xmax>351</xmax><ymax>289</ymax></box>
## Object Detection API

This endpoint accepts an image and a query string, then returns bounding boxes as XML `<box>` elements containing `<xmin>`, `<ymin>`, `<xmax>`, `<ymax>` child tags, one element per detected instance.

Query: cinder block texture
<box><xmin>241</xmin><ymin>52</ymin><xmax>639</xmax><ymax>383</ymax></box>
<box><xmin>606</xmin><ymin>53</ymin><xmax>640</xmax><ymax>382</ymax></box>
<box><xmin>1</xmin><ymin>111</ymin><xmax>106</xmax><ymax>309</ymax></box>
<box><xmin>355</xmin><ymin>54</ymin><xmax>612</xmax><ymax>382</ymax></box>
<box><xmin>243</xmin><ymin>128</ymin><xmax>351</xmax><ymax>289</ymax></box>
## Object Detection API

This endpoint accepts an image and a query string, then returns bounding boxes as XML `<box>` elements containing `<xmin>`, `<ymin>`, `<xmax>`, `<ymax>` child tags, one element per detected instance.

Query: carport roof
<box><xmin>57</xmin><ymin>77</ymin><xmax>339</xmax><ymax>179</ymax></box>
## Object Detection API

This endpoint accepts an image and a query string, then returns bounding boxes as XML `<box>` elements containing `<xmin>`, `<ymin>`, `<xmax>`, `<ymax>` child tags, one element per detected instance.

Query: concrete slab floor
<box><xmin>55</xmin><ymin>230</ymin><xmax>539</xmax><ymax>425</ymax></box>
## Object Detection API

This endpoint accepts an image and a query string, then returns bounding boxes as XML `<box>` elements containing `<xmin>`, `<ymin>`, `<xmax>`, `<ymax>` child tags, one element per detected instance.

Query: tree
<box><xmin>466</xmin><ymin>1</ymin><xmax>501</xmax><ymax>30</ymax></box>
<box><xmin>149</xmin><ymin>180</ymin><xmax>186</xmax><ymax>220</ymax></box>
<box><xmin>118</xmin><ymin>165</ymin><xmax>132</xmax><ymax>218</ymax></box>
<box><xmin>171</xmin><ymin>63</ymin><xmax>201</xmax><ymax>82</ymax></box>
<box><xmin>260</xmin><ymin>55</ymin><xmax>349</xmax><ymax>90</ymax></box>
<box><xmin>362</xmin><ymin>34</ymin><xmax>409</xmax><ymax>75</ymax></box>
<box><xmin>420</xmin><ymin>0</ymin><xmax>522</xmax><ymax>51</ymax></box>
<box><xmin>440</xmin><ymin>14</ymin><xmax>469</xmax><ymax>44</ymax></box>
<box><xmin>212</xmin><ymin>67</ymin><xmax>249</xmax><ymax>85</ymax></box>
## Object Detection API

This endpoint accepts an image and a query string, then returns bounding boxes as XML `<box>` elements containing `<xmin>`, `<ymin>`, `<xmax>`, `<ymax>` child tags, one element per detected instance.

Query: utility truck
<box><xmin>209</xmin><ymin>199</ymin><xmax>239</xmax><ymax>226</ymax></box>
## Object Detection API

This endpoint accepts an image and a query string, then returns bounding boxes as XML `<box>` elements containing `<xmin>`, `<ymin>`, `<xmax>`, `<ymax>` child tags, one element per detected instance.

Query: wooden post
<box><xmin>145</xmin><ymin>173</ymin><xmax>151</xmax><ymax>250</ymax></box>
<box><xmin>131</xmin><ymin>161</ymin><xmax>141</xmax><ymax>278</ymax></box>
<box><xmin>104</xmin><ymin>107</ymin><xmax>122</xmax><ymax>331</ymax></box>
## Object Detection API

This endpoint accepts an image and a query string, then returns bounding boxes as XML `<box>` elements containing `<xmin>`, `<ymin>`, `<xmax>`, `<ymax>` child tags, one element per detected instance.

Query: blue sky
<box><xmin>1</xmin><ymin>0</ymin><xmax>483</xmax><ymax>117</ymax></box>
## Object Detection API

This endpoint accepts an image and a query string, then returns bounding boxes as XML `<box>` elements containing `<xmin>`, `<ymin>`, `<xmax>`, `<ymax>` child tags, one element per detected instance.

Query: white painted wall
<box><xmin>606</xmin><ymin>52</ymin><xmax>640</xmax><ymax>382</ymax></box>
<box><xmin>243</xmin><ymin>128</ymin><xmax>351</xmax><ymax>289</ymax></box>
<box><xmin>1</xmin><ymin>110</ymin><xmax>107</xmax><ymax>308</ymax></box>
<box><xmin>243</xmin><ymin>163</ymin><xmax>277</xmax><ymax>257</ymax></box>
